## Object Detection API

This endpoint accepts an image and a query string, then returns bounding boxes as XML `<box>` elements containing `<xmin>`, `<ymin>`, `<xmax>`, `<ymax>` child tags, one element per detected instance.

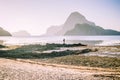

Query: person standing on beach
<box><xmin>63</xmin><ymin>38</ymin><xmax>65</xmax><ymax>44</ymax></box>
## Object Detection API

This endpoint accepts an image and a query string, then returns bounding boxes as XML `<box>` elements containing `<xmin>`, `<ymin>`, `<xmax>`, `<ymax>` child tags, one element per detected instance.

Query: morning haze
<box><xmin>0</xmin><ymin>0</ymin><xmax>120</xmax><ymax>35</ymax></box>
<box><xmin>0</xmin><ymin>0</ymin><xmax>120</xmax><ymax>80</ymax></box>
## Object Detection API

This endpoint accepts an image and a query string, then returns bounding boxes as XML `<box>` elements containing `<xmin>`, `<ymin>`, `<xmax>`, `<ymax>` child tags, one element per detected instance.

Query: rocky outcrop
<box><xmin>46</xmin><ymin>12</ymin><xmax>95</xmax><ymax>35</ymax></box>
<box><xmin>65</xmin><ymin>24</ymin><xmax>120</xmax><ymax>35</ymax></box>
<box><xmin>0</xmin><ymin>27</ymin><xmax>11</xmax><ymax>36</ymax></box>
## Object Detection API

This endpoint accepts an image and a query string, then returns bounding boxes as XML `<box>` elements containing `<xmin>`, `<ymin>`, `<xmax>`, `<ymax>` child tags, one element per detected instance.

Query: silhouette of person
<box><xmin>63</xmin><ymin>38</ymin><xmax>65</xmax><ymax>44</ymax></box>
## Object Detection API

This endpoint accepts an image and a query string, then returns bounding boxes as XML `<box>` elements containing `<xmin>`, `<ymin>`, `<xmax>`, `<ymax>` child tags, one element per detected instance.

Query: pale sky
<box><xmin>0</xmin><ymin>0</ymin><xmax>120</xmax><ymax>35</ymax></box>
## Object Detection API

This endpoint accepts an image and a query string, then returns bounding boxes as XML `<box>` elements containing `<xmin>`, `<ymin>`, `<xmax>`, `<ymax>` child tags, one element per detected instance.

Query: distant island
<box><xmin>46</xmin><ymin>12</ymin><xmax>120</xmax><ymax>36</ymax></box>
<box><xmin>0</xmin><ymin>27</ymin><xmax>11</xmax><ymax>36</ymax></box>
<box><xmin>65</xmin><ymin>23</ymin><xmax>120</xmax><ymax>35</ymax></box>
<box><xmin>12</xmin><ymin>30</ymin><xmax>31</xmax><ymax>37</ymax></box>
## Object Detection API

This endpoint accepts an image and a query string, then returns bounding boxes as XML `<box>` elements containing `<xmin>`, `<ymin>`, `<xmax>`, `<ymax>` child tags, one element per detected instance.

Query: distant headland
<box><xmin>46</xmin><ymin>12</ymin><xmax>120</xmax><ymax>36</ymax></box>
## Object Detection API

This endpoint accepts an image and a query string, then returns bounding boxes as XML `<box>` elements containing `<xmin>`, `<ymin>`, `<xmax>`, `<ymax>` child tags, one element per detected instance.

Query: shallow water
<box><xmin>0</xmin><ymin>36</ymin><xmax>120</xmax><ymax>45</ymax></box>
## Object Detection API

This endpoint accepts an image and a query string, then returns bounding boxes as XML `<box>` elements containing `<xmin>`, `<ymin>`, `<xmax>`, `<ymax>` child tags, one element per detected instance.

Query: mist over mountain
<box><xmin>65</xmin><ymin>24</ymin><xmax>120</xmax><ymax>35</ymax></box>
<box><xmin>46</xmin><ymin>12</ymin><xmax>95</xmax><ymax>35</ymax></box>
<box><xmin>12</xmin><ymin>30</ymin><xmax>31</xmax><ymax>37</ymax></box>
<box><xmin>0</xmin><ymin>27</ymin><xmax>11</xmax><ymax>36</ymax></box>
<box><xmin>46</xmin><ymin>12</ymin><xmax>120</xmax><ymax>36</ymax></box>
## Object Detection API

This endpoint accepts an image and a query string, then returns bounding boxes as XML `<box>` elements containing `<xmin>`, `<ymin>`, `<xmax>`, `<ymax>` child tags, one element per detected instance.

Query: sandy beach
<box><xmin>0</xmin><ymin>58</ymin><xmax>119</xmax><ymax>80</ymax></box>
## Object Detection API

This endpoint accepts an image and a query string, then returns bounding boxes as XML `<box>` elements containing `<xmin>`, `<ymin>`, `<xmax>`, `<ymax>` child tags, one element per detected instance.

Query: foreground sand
<box><xmin>0</xmin><ymin>58</ymin><xmax>119</xmax><ymax>80</ymax></box>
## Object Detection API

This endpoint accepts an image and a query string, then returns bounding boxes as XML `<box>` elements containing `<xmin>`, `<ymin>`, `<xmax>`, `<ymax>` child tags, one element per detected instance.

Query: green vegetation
<box><xmin>45</xmin><ymin>55</ymin><xmax>120</xmax><ymax>69</ymax></box>
<box><xmin>0</xmin><ymin>45</ymin><xmax>6</xmax><ymax>48</ymax></box>
<box><xmin>9</xmin><ymin>43</ymin><xmax>86</xmax><ymax>52</ymax></box>
<box><xmin>0</xmin><ymin>49</ymin><xmax>91</xmax><ymax>59</ymax></box>
<box><xmin>0</xmin><ymin>43</ymin><xmax>86</xmax><ymax>58</ymax></box>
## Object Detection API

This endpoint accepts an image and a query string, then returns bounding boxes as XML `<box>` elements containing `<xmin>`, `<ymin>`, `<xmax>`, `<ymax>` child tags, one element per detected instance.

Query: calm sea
<box><xmin>0</xmin><ymin>36</ymin><xmax>120</xmax><ymax>45</ymax></box>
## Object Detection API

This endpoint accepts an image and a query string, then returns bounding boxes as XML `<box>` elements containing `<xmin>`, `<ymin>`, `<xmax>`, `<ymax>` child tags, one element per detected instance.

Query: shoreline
<box><xmin>0</xmin><ymin>43</ymin><xmax>120</xmax><ymax>80</ymax></box>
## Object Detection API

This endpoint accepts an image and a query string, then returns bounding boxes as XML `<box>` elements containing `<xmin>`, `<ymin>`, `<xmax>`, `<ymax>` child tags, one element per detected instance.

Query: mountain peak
<box><xmin>64</xmin><ymin>12</ymin><xmax>95</xmax><ymax>27</ymax></box>
<box><xmin>70</xmin><ymin>12</ymin><xmax>85</xmax><ymax>19</ymax></box>
<box><xmin>46</xmin><ymin>11</ymin><xmax>95</xmax><ymax>35</ymax></box>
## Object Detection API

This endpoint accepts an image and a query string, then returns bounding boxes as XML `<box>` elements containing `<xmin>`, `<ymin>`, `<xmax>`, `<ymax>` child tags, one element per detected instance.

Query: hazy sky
<box><xmin>0</xmin><ymin>0</ymin><xmax>120</xmax><ymax>35</ymax></box>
